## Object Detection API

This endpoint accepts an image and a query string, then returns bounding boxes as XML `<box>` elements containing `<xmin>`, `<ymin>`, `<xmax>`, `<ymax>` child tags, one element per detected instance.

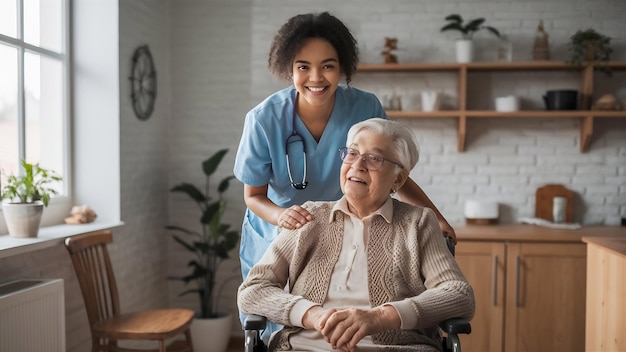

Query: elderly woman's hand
<box><xmin>321</xmin><ymin>306</ymin><xmax>401</xmax><ymax>352</ymax></box>
<box><xmin>302</xmin><ymin>306</ymin><xmax>337</xmax><ymax>330</ymax></box>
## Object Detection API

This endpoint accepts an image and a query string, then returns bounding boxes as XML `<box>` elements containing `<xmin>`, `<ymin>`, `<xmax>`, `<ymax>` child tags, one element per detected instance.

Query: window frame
<box><xmin>0</xmin><ymin>0</ymin><xmax>72</xmax><ymax>234</ymax></box>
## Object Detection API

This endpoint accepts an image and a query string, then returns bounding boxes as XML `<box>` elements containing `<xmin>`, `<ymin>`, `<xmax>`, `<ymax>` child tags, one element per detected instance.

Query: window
<box><xmin>0</xmin><ymin>0</ymin><xmax>70</xmax><ymax>230</ymax></box>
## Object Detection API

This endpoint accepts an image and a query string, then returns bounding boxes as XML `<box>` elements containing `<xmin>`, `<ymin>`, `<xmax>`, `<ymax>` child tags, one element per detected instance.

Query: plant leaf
<box><xmin>171</xmin><ymin>183</ymin><xmax>206</xmax><ymax>203</ymax></box>
<box><xmin>172</xmin><ymin>235</ymin><xmax>196</xmax><ymax>252</ymax></box>
<box><xmin>201</xmin><ymin>201</ymin><xmax>221</xmax><ymax>225</ymax></box>
<box><xmin>217</xmin><ymin>176</ymin><xmax>236</xmax><ymax>194</ymax></box>
<box><xmin>465</xmin><ymin>18</ymin><xmax>486</xmax><ymax>32</ymax></box>
<box><xmin>485</xmin><ymin>26</ymin><xmax>501</xmax><ymax>37</ymax></box>
<box><xmin>444</xmin><ymin>14</ymin><xmax>462</xmax><ymax>23</ymax></box>
<box><xmin>202</xmin><ymin>149</ymin><xmax>228</xmax><ymax>177</ymax></box>
<box><xmin>223</xmin><ymin>230</ymin><xmax>240</xmax><ymax>249</ymax></box>
<box><xmin>440</xmin><ymin>23</ymin><xmax>465</xmax><ymax>33</ymax></box>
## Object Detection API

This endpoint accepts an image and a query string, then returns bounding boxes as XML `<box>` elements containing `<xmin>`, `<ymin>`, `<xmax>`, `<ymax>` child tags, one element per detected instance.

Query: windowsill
<box><xmin>0</xmin><ymin>220</ymin><xmax>124</xmax><ymax>259</ymax></box>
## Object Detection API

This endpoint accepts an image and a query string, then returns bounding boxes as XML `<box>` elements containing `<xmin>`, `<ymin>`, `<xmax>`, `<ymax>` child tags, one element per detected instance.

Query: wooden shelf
<box><xmin>388</xmin><ymin>110</ymin><xmax>626</xmax><ymax>119</ymax></box>
<box><xmin>358</xmin><ymin>61</ymin><xmax>626</xmax><ymax>72</ymax></box>
<box><xmin>358</xmin><ymin>61</ymin><xmax>626</xmax><ymax>152</ymax></box>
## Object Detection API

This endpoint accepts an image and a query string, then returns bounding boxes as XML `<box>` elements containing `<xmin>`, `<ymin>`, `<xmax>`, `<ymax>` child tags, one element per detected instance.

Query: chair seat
<box><xmin>92</xmin><ymin>309</ymin><xmax>194</xmax><ymax>340</ymax></box>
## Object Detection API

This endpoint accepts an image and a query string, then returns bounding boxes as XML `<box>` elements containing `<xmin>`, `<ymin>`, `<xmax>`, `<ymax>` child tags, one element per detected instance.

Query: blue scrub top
<box><xmin>234</xmin><ymin>85</ymin><xmax>387</xmax><ymax>278</ymax></box>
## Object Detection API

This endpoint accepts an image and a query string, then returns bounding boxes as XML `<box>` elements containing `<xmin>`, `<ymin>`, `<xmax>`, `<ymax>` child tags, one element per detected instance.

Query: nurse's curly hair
<box><xmin>268</xmin><ymin>12</ymin><xmax>359</xmax><ymax>85</ymax></box>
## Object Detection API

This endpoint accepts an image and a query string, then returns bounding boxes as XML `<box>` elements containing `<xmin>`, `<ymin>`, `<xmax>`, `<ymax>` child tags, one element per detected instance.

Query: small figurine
<box><xmin>533</xmin><ymin>20</ymin><xmax>550</xmax><ymax>60</ymax></box>
<box><xmin>381</xmin><ymin>37</ymin><xmax>399</xmax><ymax>64</ymax></box>
<box><xmin>64</xmin><ymin>204</ymin><xmax>98</xmax><ymax>224</ymax></box>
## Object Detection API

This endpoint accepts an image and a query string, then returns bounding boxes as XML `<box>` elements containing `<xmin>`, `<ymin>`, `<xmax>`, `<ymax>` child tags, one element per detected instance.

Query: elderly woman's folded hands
<box><xmin>303</xmin><ymin>305</ymin><xmax>401</xmax><ymax>351</ymax></box>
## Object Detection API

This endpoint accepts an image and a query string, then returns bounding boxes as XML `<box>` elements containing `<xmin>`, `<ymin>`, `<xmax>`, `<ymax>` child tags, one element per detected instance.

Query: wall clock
<box><xmin>129</xmin><ymin>45</ymin><xmax>157</xmax><ymax>121</ymax></box>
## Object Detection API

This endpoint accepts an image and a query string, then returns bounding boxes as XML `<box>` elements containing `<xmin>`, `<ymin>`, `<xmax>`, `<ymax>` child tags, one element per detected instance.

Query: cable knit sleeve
<box><xmin>397</xmin><ymin>207</ymin><xmax>475</xmax><ymax>329</ymax></box>
<box><xmin>237</xmin><ymin>224</ymin><xmax>305</xmax><ymax>325</ymax></box>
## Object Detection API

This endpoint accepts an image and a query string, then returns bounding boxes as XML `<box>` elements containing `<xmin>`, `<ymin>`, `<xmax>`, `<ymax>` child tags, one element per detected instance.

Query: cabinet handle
<box><xmin>515</xmin><ymin>256</ymin><xmax>521</xmax><ymax>307</ymax></box>
<box><xmin>492</xmin><ymin>255</ymin><xmax>498</xmax><ymax>306</ymax></box>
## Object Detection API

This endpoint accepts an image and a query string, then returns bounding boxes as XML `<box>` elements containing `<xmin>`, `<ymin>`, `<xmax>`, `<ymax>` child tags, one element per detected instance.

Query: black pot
<box><xmin>543</xmin><ymin>90</ymin><xmax>578</xmax><ymax>110</ymax></box>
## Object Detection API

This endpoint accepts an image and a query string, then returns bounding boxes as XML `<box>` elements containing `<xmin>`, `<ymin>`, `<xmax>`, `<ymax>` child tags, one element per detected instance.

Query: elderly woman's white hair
<box><xmin>346</xmin><ymin>118</ymin><xmax>419</xmax><ymax>171</ymax></box>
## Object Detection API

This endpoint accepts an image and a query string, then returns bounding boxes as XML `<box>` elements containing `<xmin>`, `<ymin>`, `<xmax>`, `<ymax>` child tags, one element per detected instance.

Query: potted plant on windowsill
<box><xmin>566</xmin><ymin>28</ymin><xmax>613</xmax><ymax>75</ymax></box>
<box><xmin>166</xmin><ymin>149</ymin><xmax>240</xmax><ymax>352</ymax></box>
<box><xmin>441</xmin><ymin>14</ymin><xmax>501</xmax><ymax>63</ymax></box>
<box><xmin>1</xmin><ymin>160</ymin><xmax>62</xmax><ymax>238</ymax></box>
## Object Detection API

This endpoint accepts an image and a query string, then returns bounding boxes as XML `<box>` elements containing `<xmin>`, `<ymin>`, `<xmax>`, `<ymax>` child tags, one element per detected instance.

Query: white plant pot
<box><xmin>456</xmin><ymin>40</ymin><xmax>473</xmax><ymax>63</ymax></box>
<box><xmin>2</xmin><ymin>202</ymin><xmax>44</xmax><ymax>238</ymax></box>
<box><xmin>190</xmin><ymin>312</ymin><xmax>232</xmax><ymax>352</ymax></box>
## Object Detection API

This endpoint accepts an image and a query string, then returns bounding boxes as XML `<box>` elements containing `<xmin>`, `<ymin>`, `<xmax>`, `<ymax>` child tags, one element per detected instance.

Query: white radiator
<box><xmin>0</xmin><ymin>279</ymin><xmax>65</xmax><ymax>352</ymax></box>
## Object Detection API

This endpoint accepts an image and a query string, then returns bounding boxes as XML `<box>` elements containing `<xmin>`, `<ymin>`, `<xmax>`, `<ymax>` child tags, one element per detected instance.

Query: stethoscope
<box><xmin>285</xmin><ymin>92</ymin><xmax>308</xmax><ymax>190</ymax></box>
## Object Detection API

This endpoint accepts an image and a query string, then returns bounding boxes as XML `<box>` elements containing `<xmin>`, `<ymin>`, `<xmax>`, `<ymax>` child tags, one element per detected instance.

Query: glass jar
<box><xmin>497</xmin><ymin>35</ymin><xmax>513</xmax><ymax>62</ymax></box>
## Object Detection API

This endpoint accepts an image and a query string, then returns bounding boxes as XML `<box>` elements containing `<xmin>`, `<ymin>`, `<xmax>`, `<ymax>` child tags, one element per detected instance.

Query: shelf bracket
<box><xmin>458</xmin><ymin>115</ymin><xmax>467</xmax><ymax>152</ymax></box>
<box><xmin>580</xmin><ymin>116</ymin><xmax>593</xmax><ymax>153</ymax></box>
<box><xmin>457</xmin><ymin>66</ymin><xmax>468</xmax><ymax>152</ymax></box>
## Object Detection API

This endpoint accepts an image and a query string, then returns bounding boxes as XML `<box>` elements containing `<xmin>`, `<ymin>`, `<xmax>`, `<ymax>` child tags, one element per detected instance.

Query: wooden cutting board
<box><xmin>535</xmin><ymin>184</ymin><xmax>574</xmax><ymax>222</ymax></box>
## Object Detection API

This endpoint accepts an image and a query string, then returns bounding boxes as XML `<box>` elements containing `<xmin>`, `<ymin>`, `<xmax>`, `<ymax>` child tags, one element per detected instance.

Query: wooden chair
<box><xmin>65</xmin><ymin>230</ymin><xmax>194</xmax><ymax>352</ymax></box>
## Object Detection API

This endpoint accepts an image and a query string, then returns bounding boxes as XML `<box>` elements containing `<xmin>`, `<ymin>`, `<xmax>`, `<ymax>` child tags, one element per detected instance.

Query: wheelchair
<box><xmin>243</xmin><ymin>236</ymin><xmax>471</xmax><ymax>352</ymax></box>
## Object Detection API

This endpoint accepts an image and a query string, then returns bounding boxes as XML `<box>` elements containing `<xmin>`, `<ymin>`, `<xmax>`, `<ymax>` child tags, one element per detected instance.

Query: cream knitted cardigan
<box><xmin>238</xmin><ymin>199</ymin><xmax>475</xmax><ymax>351</ymax></box>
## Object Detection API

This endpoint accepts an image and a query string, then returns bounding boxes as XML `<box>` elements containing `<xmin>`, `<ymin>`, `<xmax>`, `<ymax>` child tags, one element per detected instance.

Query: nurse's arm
<box><xmin>397</xmin><ymin>177</ymin><xmax>457</xmax><ymax>243</ymax></box>
<box><xmin>244</xmin><ymin>184</ymin><xmax>314</xmax><ymax>230</ymax></box>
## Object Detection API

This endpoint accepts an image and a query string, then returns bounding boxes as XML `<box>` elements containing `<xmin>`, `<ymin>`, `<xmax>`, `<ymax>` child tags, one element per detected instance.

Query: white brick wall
<box><xmin>1</xmin><ymin>0</ymin><xmax>625</xmax><ymax>348</ymax></box>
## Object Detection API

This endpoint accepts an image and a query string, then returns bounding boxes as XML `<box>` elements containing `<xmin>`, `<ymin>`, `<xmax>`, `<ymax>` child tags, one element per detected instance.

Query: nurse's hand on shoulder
<box><xmin>276</xmin><ymin>205</ymin><xmax>314</xmax><ymax>229</ymax></box>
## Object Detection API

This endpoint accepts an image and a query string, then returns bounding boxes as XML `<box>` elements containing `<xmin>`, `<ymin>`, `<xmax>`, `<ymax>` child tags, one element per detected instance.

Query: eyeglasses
<box><xmin>339</xmin><ymin>147</ymin><xmax>403</xmax><ymax>170</ymax></box>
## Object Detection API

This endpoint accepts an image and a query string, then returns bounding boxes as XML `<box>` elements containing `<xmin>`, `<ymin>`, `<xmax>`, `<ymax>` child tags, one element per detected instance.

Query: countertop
<box><xmin>583</xmin><ymin>236</ymin><xmax>626</xmax><ymax>258</ymax></box>
<box><xmin>454</xmin><ymin>224</ymin><xmax>626</xmax><ymax>243</ymax></box>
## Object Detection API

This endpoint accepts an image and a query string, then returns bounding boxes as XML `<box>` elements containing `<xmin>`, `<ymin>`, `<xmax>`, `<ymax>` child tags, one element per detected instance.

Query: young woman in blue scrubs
<box><xmin>234</xmin><ymin>11</ymin><xmax>455</xmax><ymax>285</ymax></box>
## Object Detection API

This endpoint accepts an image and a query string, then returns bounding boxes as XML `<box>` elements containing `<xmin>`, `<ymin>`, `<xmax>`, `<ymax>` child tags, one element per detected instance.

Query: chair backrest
<box><xmin>65</xmin><ymin>230</ymin><xmax>121</xmax><ymax>328</ymax></box>
<box><xmin>444</xmin><ymin>236</ymin><xmax>455</xmax><ymax>257</ymax></box>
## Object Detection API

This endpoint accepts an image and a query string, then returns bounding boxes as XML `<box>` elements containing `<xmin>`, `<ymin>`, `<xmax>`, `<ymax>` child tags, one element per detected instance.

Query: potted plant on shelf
<box><xmin>1</xmin><ymin>160</ymin><xmax>62</xmax><ymax>238</ymax></box>
<box><xmin>566</xmin><ymin>28</ymin><xmax>613</xmax><ymax>75</ymax></box>
<box><xmin>166</xmin><ymin>149</ymin><xmax>240</xmax><ymax>352</ymax></box>
<box><xmin>440</xmin><ymin>14</ymin><xmax>501</xmax><ymax>63</ymax></box>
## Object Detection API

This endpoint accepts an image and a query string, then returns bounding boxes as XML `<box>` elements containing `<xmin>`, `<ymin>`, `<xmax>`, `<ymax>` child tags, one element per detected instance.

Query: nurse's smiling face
<box><xmin>292</xmin><ymin>38</ymin><xmax>341</xmax><ymax>110</ymax></box>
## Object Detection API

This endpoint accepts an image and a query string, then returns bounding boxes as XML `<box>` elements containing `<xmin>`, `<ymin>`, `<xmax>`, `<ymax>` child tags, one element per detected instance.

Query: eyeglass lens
<box><xmin>339</xmin><ymin>147</ymin><xmax>386</xmax><ymax>170</ymax></box>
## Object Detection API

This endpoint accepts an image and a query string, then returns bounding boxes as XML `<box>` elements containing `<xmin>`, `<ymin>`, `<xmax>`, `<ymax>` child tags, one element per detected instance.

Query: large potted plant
<box><xmin>166</xmin><ymin>149</ymin><xmax>240</xmax><ymax>352</ymax></box>
<box><xmin>1</xmin><ymin>160</ymin><xmax>62</xmax><ymax>238</ymax></box>
<box><xmin>566</xmin><ymin>28</ymin><xmax>613</xmax><ymax>75</ymax></box>
<box><xmin>441</xmin><ymin>14</ymin><xmax>501</xmax><ymax>63</ymax></box>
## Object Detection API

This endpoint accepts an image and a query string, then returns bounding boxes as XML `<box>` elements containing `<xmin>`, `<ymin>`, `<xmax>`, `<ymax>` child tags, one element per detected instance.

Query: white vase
<box><xmin>421</xmin><ymin>91</ymin><xmax>441</xmax><ymax>112</ymax></box>
<box><xmin>456</xmin><ymin>40</ymin><xmax>473</xmax><ymax>63</ymax></box>
<box><xmin>2</xmin><ymin>202</ymin><xmax>44</xmax><ymax>238</ymax></box>
<box><xmin>190</xmin><ymin>312</ymin><xmax>232</xmax><ymax>352</ymax></box>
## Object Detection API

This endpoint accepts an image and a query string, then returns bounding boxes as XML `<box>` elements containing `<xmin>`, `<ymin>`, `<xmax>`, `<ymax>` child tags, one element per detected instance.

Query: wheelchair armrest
<box><xmin>439</xmin><ymin>318</ymin><xmax>471</xmax><ymax>335</ymax></box>
<box><xmin>244</xmin><ymin>314</ymin><xmax>267</xmax><ymax>331</ymax></box>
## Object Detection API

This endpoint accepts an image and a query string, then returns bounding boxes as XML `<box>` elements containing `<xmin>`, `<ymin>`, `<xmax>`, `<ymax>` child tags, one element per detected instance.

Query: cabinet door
<box><xmin>505</xmin><ymin>242</ymin><xmax>586</xmax><ymax>352</ymax></box>
<box><xmin>456</xmin><ymin>241</ymin><xmax>506</xmax><ymax>352</ymax></box>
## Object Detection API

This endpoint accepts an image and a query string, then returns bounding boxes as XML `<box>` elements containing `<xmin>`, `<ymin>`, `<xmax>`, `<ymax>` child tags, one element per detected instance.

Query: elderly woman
<box><xmin>238</xmin><ymin>118</ymin><xmax>474</xmax><ymax>352</ymax></box>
